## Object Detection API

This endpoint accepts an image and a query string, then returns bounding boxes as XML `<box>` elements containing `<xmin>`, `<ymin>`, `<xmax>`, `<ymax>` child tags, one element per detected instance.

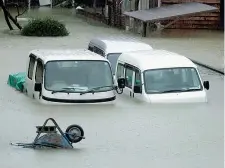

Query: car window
<box><xmin>35</xmin><ymin>60</ymin><xmax>44</xmax><ymax>83</ymax></box>
<box><xmin>190</xmin><ymin>68</ymin><xmax>201</xmax><ymax>86</ymax></box>
<box><xmin>134</xmin><ymin>70</ymin><xmax>141</xmax><ymax>86</ymax></box>
<box><xmin>93</xmin><ymin>47</ymin><xmax>104</xmax><ymax>56</ymax></box>
<box><xmin>125</xmin><ymin>66</ymin><xmax>134</xmax><ymax>89</ymax></box>
<box><xmin>116</xmin><ymin>63</ymin><xmax>124</xmax><ymax>79</ymax></box>
<box><xmin>28</xmin><ymin>55</ymin><xmax>36</xmax><ymax>80</ymax></box>
<box><xmin>44</xmin><ymin>60</ymin><xmax>113</xmax><ymax>92</ymax></box>
<box><xmin>144</xmin><ymin>67</ymin><xmax>202</xmax><ymax>94</ymax></box>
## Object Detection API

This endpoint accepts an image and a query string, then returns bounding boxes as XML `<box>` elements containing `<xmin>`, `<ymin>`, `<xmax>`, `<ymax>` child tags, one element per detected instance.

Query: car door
<box><xmin>33</xmin><ymin>59</ymin><xmax>44</xmax><ymax>100</ymax></box>
<box><xmin>25</xmin><ymin>54</ymin><xmax>36</xmax><ymax>98</ymax></box>
<box><xmin>123</xmin><ymin>64</ymin><xmax>135</xmax><ymax>98</ymax></box>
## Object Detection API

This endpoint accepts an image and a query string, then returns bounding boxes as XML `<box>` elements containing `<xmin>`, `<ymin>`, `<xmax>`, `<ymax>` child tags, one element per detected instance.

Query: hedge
<box><xmin>21</xmin><ymin>17</ymin><xmax>69</xmax><ymax>37</ymax></box>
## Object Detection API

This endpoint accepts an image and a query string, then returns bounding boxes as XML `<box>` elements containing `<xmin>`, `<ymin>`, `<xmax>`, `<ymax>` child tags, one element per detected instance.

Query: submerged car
<box><xmin>115</xmin><ymin>49</ymin><xmax>210</xmax><ymax>103</ymax></box>
<box><xmin>88</xmin><ymin>36</ymin><xmax>153</xmax><ymax>75</ymax></box>
<box><xmin>7</xmin><ymin>49</ymin><xmax>125</xmax><ymax>104</ymax></box>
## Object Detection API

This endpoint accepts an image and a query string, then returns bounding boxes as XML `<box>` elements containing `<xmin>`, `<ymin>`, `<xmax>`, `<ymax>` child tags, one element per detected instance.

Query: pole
<box><xmin>142</xmin><ymin>21</ymin><xmax>147</xmax><ymax>37</ymax></box>
<box><xmin>28</xmin><ymin>0</ymin><xmax>30</xmax><ymax>10</ymax></box>
<box><xmin>156</xmin><ymin>0</ymin><xmax>161</xmax><ymax>29</ymax></box>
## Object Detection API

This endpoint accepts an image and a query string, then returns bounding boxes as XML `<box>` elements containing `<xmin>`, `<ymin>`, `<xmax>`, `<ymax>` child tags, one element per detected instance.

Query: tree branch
<box><xmin>0</xmin><ymin>0</ymin><xmax>13</xmax><ymax>30</ymax></box>
<box><xmin>0</xmin><ymin>0</ymin><xmax>23</xmax><ymax>30</ymax></box>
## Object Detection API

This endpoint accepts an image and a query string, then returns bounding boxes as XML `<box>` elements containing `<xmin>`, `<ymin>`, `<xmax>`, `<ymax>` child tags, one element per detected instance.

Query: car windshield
<box><xmin>143</xmin><ymin>67</ymin><xmax>202</xmax><ymax>94</ymax></box>
<box><xmin>107</xmin><ymin>53</ymin><xmax>121</xmax><ymax>75</ymax></box>
<box><xmin>44</xmin><ymin>60</ymin><xmax>113</xmax><ymax>93</ymax></box>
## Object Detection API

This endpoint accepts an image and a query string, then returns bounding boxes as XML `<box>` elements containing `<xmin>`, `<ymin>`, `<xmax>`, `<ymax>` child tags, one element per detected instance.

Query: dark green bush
<box><xmin>21</xmin><ymin>17</ymin><xmax>69</xmax><ymax>37</ymax></box>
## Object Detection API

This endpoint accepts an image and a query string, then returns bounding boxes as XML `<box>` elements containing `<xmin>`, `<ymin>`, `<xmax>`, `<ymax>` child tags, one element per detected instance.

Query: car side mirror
<box><xmin>117</xmin><ymin>78</ymin><xmax>125</xmax><ymax>88</ymax></box>
<box><xmin>133</xmin><ymin>85</ymin><xmax>142</xmax><ymax>93</ymax></box>
<box><xmin>34</xmin><ymin>83</ymin><xmax>42</xmax><ymax>92</ymax></box>
<box><xmin>203</xmin><ymin>81</ymin><xmax>209</xmax><ymax>90</ymax></box>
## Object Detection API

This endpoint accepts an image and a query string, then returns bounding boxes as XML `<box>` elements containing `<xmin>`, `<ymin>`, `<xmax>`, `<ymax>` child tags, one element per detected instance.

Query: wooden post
<box><xmin>220</xmin><ymin>0</ymin><xmax>224</xmax><ymax>29</ymax></box>
<box><xmin>142</xmin><ymin>21</ymin><xmax>147</xmax><ymax>37</ymax></box>
<box><xmin>158</xmin><ymin>0</ymin><xmax>161</xmax><ymax>7</ymax></box>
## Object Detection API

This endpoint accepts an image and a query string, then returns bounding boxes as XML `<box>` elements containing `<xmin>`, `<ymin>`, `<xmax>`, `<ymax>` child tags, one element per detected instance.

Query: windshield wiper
<box><xmin>162</xmin><ymin>89</ymin><xmax>186</xmax><ymax>93</ymax></box>
<box><xmin>52</xmin><ymin>87</ymin><xmax>77</xmax><ymax>94</ymax></box>
<box><xmin>80</xmin><ymin>86</ymin><xmax>114</xmax><ymax>95</ymax></box>
<box><xmin>183</xmin><ymin>88</ymin><xmax>201</xmax><ymax>92</ymax></box>
<box><xmin>162</xmin><ymin>88</ymin><xmax>201</xmax><ymax>93</ymax></box>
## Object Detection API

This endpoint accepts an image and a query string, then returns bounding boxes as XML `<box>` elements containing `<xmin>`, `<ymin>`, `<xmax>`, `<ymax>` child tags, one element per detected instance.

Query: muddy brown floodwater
<box><xmin>0</xmin><ymin>7</ymin><xmax>224</xmax><ymax>168</ymax></box>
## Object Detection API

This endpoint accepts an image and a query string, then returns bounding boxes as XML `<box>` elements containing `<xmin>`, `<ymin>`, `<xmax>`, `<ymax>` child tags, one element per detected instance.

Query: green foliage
<box><xmin>21</xmin><ymin>17</ymin><xmax>69</xmax><ymax>37</ymax></box>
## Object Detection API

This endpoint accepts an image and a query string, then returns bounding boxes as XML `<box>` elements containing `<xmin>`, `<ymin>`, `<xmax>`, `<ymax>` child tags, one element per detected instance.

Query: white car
<box><xmin>115</xmin><ymin>49</ymin><xmax>210</xmax><ymax>103</ymax></box>
<box><xmin>88</xmin><ymin>36</ymin><xmax>153</xmax><ymax>75</ymax></box>
<box><xmin>23</xmin><ymin>49</ymin><xmax>125</xmax><ymax>104</ymax></box>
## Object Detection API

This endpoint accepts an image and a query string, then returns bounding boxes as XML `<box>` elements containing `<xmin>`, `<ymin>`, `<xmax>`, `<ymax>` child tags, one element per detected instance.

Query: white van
<box><xmin>24</xmin><ymin>49</ymin><xmax>125</xmax><ymax>104</ymax></box>
<box><xmin>115</xmin><ymin>50</ymin><xmax>210</xmax><ymax>103</ymax></box>
<box><xmin>88</xmin><ymin>37</ymin><xmax>153</xmax><ymax>74</ymax></box>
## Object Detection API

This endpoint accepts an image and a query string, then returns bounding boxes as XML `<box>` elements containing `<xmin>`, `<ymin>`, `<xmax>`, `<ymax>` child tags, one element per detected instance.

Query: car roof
<box><xmin>29</xmin><ymin>49</ymin><xmax>109</xmax><ymax>63</ymax></box>
<box><xmin>118</xmin><ymin>49</ymin><xmax>197</xmax><ymax>71</ymax></box>
<box><xmin>89</xmin><ymin>36</ymin><xmax>153</xmax><ymax>54</ymax></box>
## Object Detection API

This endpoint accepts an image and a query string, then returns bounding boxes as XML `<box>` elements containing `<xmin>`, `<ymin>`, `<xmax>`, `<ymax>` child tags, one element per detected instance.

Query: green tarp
<box><xmin>7</xmin><ymin>72</ymin><xmax>26</xmax><ymax>92</ymax></box>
